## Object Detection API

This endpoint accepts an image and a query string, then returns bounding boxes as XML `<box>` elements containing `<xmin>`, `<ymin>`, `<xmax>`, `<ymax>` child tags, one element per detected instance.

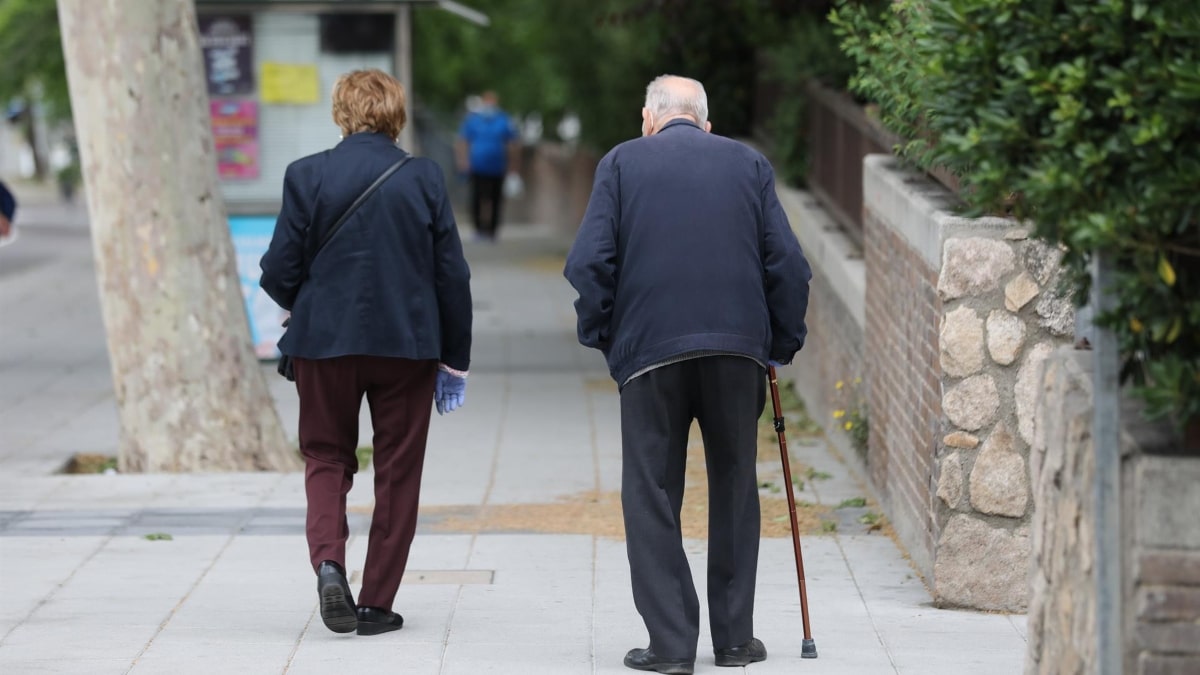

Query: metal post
<box><xmin>394</xmin><ymin>6</ymin><xmax>415</xmax><ymax>154</ymax></box>
<box><xmin>1092</xmin><ymin>252</ymin><xmax>1122</xmax><ymax>673</ymax></box>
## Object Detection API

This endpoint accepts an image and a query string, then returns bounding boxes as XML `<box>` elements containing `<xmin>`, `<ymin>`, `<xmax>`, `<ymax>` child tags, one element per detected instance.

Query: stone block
<box><xmin>969</xmin><ymin>425</ymin><xmax>1029</xmax><ymax>518</ymax></box>
<box><xmin>1137</xmin><ymin>586</ymin><xmax>1200</xmax><ymax>622</ymax></box>
<box><xmin>944</xmin><ymin>375</ymin><xmax>1000</xmax><ymax>431</ymax></box>
<box><xmin>1035</xmin><ymin>287</ymin><xmax>1075</xmax><ymax>337</ymax></box>
<box><xmin>944</xmin><ymin>431</ymin><xmax>980</xmax><ymax>449</ymax></box>
<box><xmin>934</xmin><ymin>515</ymin><xmax>1030</xmax><ymax>611</ymax></box>
<box><xmin>1005</xmin><ymin>272</ymin><xmax>1041</xmax><ymax>312</ymax></box>
<box><xmin>1136</xmin><ymin>623</ymin><xmax>1200</xmax><ymax>655</ymax></box>
<box><xmin>1137</xmin><ymin>550</ymin><xmax>1200</xmax><ymax>586</ymax></box>
<box><xmin>986</xmin><ymin>310</ymin><xmax>1026</xmax><ymax>366</ymax></box>
<box><xmin>1016</xmin><ymin>343</ymin><xmax>1055</xmax><ymax>445</ymax></box>
<box><xmin>938</xmin><ymin>237</ymin><xmax>1016</xmax><ymax>300</ymax></box>
<box><xmin>1136</xmin><ymin>456</ymin><xmax>1200</xmax><ymax>549</ymax></box>
<box><xmin>1022</xmin><ymin>239</ymin><xmax>1065</xmax><ymax>286</ymax></box>
<box><xmin>1139</xmin><ymin>654</ymin><xmax>1200</xmax><ymax>675</ymax></box>
<box><xmin>937</xmin><ymin>453</ymin><xmax>964</xmax><ymax>510</ymax></box>
<box><xmin>940</xmin><ymin>306</ymin><xmax>985</xmax><ymax>377</ymax></box>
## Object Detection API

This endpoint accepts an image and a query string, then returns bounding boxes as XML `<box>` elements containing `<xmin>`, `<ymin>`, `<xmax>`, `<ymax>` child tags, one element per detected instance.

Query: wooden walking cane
<box><xmin>767</xmin><ymin>366</ymin><xmax>817</xmax><ymax>659</ymax></box>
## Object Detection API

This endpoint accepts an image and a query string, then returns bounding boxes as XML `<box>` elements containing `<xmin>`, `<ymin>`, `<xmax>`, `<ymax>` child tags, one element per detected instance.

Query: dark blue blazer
<box><xmin>564</xmin><ymin>119</ymin><xmax>812</xmax><ymax>385</ymax></box>
<box><xmin>259</xmin><ymin>132</ymin><xmax>472</xmax><ymax>371</ymax></box>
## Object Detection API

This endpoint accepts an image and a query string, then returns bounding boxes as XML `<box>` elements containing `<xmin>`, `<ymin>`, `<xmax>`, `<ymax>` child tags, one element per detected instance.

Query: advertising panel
<box><xmin>229</xmin><ymin>215</ymin><xmax>287</xmax><ymax>360</ymax></box>
<box><xmin>199</xmin><ymin>15</ymin><xmax>255</xmax><ymax>96</ymax></box>
<box><xmin>211</xmin><ymin>100</ymin><xmax>259</xmax><ymax>180</ymax></box>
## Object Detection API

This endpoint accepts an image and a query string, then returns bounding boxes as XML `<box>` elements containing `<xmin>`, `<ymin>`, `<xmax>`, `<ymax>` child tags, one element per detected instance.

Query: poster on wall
<box><xmin>229</xmin><ymin>215</ymin><xmax>287</xmax><ymax>360</ymax></box>
<box><xmin>210</xmin><ymin>100</ymin><xmax>259</xmax><ymax>180</ymax></box>
<box><xmin>199</xmin><ymin>15</ymin><xmax>254</xmax><ymax>96</ymax></box>
<box><xmin>260</xmin><ymin>62</ymin><xmax>321</xmax><ymax>104</ymax></box>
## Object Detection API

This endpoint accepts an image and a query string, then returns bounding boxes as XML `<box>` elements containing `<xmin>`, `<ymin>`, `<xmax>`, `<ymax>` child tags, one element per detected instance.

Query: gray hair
<box><xmin>644</xmin><ymin>75</ymin><xmax>708</xmax><ymax>126</ymax></box>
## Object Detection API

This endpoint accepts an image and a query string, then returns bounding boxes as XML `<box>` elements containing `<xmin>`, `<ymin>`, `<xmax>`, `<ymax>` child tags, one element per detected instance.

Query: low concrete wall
<box><xmin>775</xmin><ymin>186</ymin><xmax>868</xmax><ymax>482</ymax></box>
<box><xmin>1029</xmin><ymin>349</ymin><xmax>1200</xmax><ymax>674</ymax></box>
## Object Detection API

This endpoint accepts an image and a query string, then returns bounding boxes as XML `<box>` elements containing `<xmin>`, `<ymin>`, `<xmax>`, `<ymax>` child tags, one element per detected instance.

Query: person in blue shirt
<box><xmin>455</xmin><ymin>91</ymin><xmax>520</xmax><ymax>241</ymax></box>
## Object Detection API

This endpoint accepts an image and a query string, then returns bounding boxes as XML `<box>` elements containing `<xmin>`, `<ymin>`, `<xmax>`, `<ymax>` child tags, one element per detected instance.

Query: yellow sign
<box><xmin>260</xmin><ymin>62</ymin><xmax>320</xmax><ymax>104</ymax></box>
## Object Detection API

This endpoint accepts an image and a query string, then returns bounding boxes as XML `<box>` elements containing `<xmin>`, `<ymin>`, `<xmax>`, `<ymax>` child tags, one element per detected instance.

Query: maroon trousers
<box><xmin>294</xmin><ymin>355</ymin><xmax>437</xmax><ymax>611</ymax></box>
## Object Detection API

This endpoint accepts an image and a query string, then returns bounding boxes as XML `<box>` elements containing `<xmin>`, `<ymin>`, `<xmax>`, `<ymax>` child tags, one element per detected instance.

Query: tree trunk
<box><xmin>20</xmin><ymin>108</ymin><xmax>47</xmax><ymax>181</ymax></box>
<box><xmin>57</xmin><ymin>0</ymin><xmax>298</xmax><ymax>472</ymax></box>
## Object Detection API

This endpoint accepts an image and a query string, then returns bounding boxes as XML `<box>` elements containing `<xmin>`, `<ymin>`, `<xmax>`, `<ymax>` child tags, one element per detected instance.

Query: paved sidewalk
<box><xmin>0</xmin><ymin>197</ymin><xmax>1027</xmax><ymax>674</ymax></box>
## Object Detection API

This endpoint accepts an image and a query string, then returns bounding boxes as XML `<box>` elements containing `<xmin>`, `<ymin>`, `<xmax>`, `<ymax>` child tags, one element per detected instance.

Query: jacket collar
<box><xmin>658</xmin><ymin>118</ymin><xmax>701</xmax><ymax>133</ymax></box>
<box><xmin>337</xmin><ymin>131</ymin><xmax>400</xmax><ymax>148</ymax></box>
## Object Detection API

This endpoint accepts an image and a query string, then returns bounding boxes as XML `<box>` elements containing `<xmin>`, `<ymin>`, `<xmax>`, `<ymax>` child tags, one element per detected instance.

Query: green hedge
<box><xmin>833</xmin><ymin>0</ymin><xmax>1200</xmax><ymax>428</ymax></box>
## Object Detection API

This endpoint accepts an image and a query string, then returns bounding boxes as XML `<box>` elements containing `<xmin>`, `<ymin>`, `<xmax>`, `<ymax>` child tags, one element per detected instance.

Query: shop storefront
<box><xmin>193</xmin><ymin>0</ymin><xmax>484</xmax><ymax>356</ymax></box>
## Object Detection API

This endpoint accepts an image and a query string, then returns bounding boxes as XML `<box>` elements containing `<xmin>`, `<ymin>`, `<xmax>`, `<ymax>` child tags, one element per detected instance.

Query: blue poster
<box><xmin>229</xmin><ymin>215</ymin><xmax>287</xmax><ymax>360</ymax></box>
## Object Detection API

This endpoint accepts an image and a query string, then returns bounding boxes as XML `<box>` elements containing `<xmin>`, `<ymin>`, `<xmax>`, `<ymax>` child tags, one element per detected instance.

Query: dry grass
<box><xmin>415</xmin><ymin>425</ymin><xmax>828</xmax><ymax>540</ymax></box>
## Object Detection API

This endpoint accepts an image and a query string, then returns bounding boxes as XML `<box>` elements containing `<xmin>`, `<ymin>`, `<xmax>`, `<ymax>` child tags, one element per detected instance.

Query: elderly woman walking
<box><xmin>260</xmin><ymin>69</ymin><xmax>472</xmax><ymax>636</ymax></box>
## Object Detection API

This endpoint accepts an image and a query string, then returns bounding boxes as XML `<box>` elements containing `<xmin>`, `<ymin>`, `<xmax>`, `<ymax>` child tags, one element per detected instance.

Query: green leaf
<box><xmin>144</xmin><ymin>533</ymin><xmax>173</xmax><ymax>541</ymax></box>
<box><xmin>1158</xmin><ymin>256</ymin><xmax>1177</xmax><ymax>287</ymax></box>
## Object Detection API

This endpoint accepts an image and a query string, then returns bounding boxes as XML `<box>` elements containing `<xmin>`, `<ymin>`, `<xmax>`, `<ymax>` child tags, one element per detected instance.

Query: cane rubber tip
<box><xmin>801</xmin><ymin>639</ymin><xmax>817</xmax><ymax>659</ymax></box>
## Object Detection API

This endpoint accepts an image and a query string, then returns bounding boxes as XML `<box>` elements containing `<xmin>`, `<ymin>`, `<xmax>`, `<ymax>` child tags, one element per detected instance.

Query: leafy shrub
<box><xmin>833</xmin><ymin>0</ymin><xmax>1200</xmax><ymax>427</ymax></box>
<box><xmin>757</xmin><ymin>6</ymin><xmax>872</xmax><ymax>184</ymax></box>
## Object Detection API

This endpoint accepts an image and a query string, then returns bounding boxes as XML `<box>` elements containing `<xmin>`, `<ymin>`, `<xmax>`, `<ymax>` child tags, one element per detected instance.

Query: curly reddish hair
<box><xmin>331</xmin><ymin>69</ymin><xmax>407</xmax><ymax>139</ymax></box>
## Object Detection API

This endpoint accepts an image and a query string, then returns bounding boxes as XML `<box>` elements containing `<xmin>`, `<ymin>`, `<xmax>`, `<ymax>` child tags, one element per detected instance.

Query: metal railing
<box><xmin>804</xmin><ymin>80</ymin><xmax>899</xmax><ymax>247</ymax></box>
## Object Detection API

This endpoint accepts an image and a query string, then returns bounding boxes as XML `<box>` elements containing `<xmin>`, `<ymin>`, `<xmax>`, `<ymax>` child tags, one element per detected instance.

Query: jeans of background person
<box><xmin>470</xmin><ymin>173</ymin><xmax>504</xmax><ymax>239</ymax></box>
<box><xmin>295</xmin><ymin>354</ymin><xmax>437</xmax><ymax>612</ymax></box>
<box><xmin>618</xmin><ymin>356</ymin><xmax>766</xmax><ymax>661</ymax></box>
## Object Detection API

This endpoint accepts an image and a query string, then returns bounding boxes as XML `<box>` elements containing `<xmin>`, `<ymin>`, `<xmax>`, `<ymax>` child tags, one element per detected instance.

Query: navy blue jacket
<box><xmin>259</xmin><ymin>132</ymin><xmax>472</xmax><ymax>371</ymax></box>
<box><xmin>564</xmin><ymin>119</ymin><xmax>811</xmax><ymax>386</ymax></box>
<box><xmin>0</xmin><ymin>180</ymin><xmax>14</xmax><ymax>221</ymax></box>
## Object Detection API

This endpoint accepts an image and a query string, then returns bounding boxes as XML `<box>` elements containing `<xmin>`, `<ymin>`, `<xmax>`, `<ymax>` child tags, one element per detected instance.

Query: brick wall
<box><xmin>864</xmin><ymin>209</ymin><xmax>942</xmax><ymax>576</ymax></box>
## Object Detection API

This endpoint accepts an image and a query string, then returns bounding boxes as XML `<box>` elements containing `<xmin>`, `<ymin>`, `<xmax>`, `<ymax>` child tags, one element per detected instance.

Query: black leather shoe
<box><xmin>623</xmin><ymin>647</ymin><xmax>694</xmax><ymax>674</ymax></box>
<box><xmin>356</xmin><ymin>606</ymin><xmax>404</xmax><ymax>636</ymax></box>
<box><xmin>714</xmin><ymin>637</ymin><xmax>767</xmax><ymax>667</ymax></box>
<box><xmin>316</xmin><ymin>561</ymin><xmax>357</xmax><ymax>634</ymax></box>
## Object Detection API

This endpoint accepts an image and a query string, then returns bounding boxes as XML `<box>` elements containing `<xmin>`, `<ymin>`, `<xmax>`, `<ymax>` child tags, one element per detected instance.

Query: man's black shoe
<box><xmin>316</xmin><ymin>560</ymin><xmax>357</xmax><ymax>634</ymax></box>
<box><xmin>714</xmin><ymin>637</ymin><xmax>767</xmax><ymax>667</ymax></box>
<box><xmin>623</xmin><ymin>647</ymin><xmax>694</xmax><ymax>674</ymax></box>
<box><xmin>356</xmin><ymin>606</ymin><xmax>404</xmax><ymax>636</ymax></box>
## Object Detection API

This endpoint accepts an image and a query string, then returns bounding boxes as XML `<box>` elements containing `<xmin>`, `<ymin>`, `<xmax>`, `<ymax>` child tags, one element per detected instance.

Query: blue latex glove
<box><xmin>768</xmin><ymin>360</ymin><xmax>786</xmax><ymax>368</ymax></box>
<box><xmin>435</xmin><ymin>369</ymin><xmax>467</xmax><ymax>415</ymax></box>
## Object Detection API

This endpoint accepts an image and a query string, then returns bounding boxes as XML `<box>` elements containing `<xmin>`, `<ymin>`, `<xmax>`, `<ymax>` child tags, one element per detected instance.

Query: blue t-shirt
<box><xmin>459</xmin><ymin>110</ymin><xmax>517</xmax><ymax>176</ymax></box>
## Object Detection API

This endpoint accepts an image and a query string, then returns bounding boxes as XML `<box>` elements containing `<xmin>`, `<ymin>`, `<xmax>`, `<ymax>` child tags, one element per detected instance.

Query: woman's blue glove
<box><xmin>435</xmin><ymin>366</ymin><xmax>467</xmax><ymax>415</ymax></box>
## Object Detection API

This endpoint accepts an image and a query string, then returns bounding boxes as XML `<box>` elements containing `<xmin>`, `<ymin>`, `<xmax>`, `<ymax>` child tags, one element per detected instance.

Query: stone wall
<box><xmin>862</xmin><ymin>155</ymin><xmax>1074</xmax><ymax>610</ymax></box>
<box><xmin>779</xmin><ymin>155</ymin><xmax>1079</xmax><ymax>610</ymax></box>
<box><xmin>1029</xmin><ymin>349</ymin><xmax>1200</xmax><ymax>674</ymax></box>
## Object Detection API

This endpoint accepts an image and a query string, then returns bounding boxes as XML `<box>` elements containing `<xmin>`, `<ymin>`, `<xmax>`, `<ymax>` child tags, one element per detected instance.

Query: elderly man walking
<box><xmin>564</xmin><ymin>76</ymin><xmax>812</xmax><ymax>673</ymax></box>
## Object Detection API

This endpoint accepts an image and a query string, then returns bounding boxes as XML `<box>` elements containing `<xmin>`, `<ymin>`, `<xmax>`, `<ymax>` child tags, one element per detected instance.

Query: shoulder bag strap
<box><xmin>313</xmin><ymin>155</ymin><xmax>412</xmax><ymax>255</ymax></box>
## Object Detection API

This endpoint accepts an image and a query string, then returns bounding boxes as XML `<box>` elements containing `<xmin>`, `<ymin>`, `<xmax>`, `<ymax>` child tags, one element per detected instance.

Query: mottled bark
<box><xmin>57</xmin><ymin>0</ymin><xmax>297</xmax><ymax>471</ymax></box>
